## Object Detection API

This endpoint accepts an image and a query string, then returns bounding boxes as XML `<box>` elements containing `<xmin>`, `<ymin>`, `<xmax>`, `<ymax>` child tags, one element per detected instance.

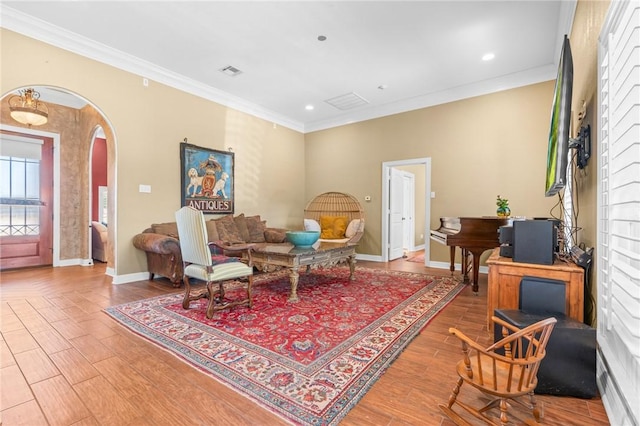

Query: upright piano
<box><xmin>430</xmin><ymin>217</ymin><xmax>511</xmax><ymax>293</ymax></box>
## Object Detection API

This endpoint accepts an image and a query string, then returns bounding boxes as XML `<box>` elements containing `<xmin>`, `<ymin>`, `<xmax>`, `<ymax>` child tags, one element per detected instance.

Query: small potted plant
<box><xmin>496</xmin><ymin>195</ymin><xmax>511</xmax><ymax>217</ymax></box>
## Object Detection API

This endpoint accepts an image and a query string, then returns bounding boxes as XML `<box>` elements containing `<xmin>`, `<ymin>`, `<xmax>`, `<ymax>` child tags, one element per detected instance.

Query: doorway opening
<box><xmin>381</xmin><ymin>158</ymin><xmax>431</xmax><ymax>264</ymax></box>
<box><xmin>1</xmin><ymin>86</ymin><xmax>117</xmax><ymax>274</ymax></box>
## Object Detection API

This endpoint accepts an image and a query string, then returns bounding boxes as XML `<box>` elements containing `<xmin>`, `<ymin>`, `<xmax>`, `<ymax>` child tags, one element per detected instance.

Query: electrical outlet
<box><xmin>139</xmin><ymin>184</ymin><xmax>151</xmax><ymax>193</ymax></box>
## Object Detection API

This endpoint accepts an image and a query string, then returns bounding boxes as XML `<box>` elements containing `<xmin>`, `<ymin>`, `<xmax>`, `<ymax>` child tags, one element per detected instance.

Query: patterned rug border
<box><xmin>104</xmin><ymin>266</ymin><xmax>465</xmax><ymax>425</ymax></box>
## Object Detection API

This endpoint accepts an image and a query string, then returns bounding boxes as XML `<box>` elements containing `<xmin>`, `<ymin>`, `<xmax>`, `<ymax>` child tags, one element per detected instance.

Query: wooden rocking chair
<box><xmin>175</xmin><ymin>206</ymin><xmax>254</xmax><ymax>318</ymax></box>
<box><xmin>439</xmin><ymin>315</ymin><xmax>557</xmax><ymax>425</ymax></box>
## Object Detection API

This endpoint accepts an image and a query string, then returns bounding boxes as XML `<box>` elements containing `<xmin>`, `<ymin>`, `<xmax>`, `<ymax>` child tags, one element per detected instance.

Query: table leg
<box><xmin>288</xmin><ymin>267</ymin><xmax>300</xmax><ymax>302</ymax></box>
<box><xmin>348</xmin><ymin>255</ymin><xmax>356</xmax><ymax>280</ymax></box>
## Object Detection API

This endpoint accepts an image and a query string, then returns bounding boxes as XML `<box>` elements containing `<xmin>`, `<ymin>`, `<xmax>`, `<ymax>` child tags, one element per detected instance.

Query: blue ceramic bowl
<box><xmin>286</xmin><ymin>231</ymin><xmax>320</xmax><ymax>248</ymax></box>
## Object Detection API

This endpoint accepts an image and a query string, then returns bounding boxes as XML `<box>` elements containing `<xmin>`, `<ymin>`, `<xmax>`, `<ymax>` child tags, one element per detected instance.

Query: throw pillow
<box><xmin>246</xmin><ymin>215</ymin><xmax>266</xmax><ymax>243</ymax></box>
<box><xmin>264</xmin><ymin>228</ymin><xmax>287</xmax><ymax>243</ymax></box>
<box><xmin>345</xmin><ymin>218</ymin><xmax>363</xmax><ymax>238</ymax></box>
<box><xmin>233</xmin><ymin>214</ymin><xmax>251</xmax><ymax>242</ymax></box>
<box><xmin>151</xmin><ymin>222</ymin><xmax>179</xmax><ymax>239</ymax></box>
<box><xmin>215</xmin><ymin>215</ymin><xmax>244</xmax><ymax>243</ymax></box>
<box><xmin>206</xmin><ymin>220</ymin><xmax>220</xmax><ymax>242</ymax></box>
<box><xmin>304</xmin><ymin>218</ymin><xmax>321</xmax><ymax>232</ymax></box>
<box><xmin>320</xmin><ymin>215</ymin><xmax>348</xmax><ymax>239</ymax></box>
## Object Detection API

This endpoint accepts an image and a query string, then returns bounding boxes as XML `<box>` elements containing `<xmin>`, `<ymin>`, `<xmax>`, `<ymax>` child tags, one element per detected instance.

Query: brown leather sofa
<box><xmin>133</xmin><ymin>213</ymin><xmax>287</xmax><ymax>287</ymax></box>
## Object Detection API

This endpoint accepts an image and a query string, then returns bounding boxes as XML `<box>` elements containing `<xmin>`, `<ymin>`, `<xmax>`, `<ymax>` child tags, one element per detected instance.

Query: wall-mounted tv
<box><xmin>545</xmin><ymin>35</ymin><xmax>573</xmax><ymax>197</ymax></box>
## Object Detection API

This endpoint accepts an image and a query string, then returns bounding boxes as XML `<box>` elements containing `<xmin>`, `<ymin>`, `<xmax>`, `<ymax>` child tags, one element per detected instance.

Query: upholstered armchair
<box><xmin>91</xmin><ymin>221</ymin><xmax>108</xmax><ymax>263</ymax></box>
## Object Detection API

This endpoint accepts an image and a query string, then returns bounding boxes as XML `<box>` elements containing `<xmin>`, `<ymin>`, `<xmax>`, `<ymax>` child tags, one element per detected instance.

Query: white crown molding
<box><xmin>0</xmin><ymin>6</ymin><xmax>305</xmax><ymax>133</ymax></box>
<box><xmin>1</xmin><ymin>2</ymin><xmax>577</xmax><ymax>135</ymax></box>
<box><xmin>304</xmin><ymin>64</ymin><xmax>558</xmax><ymax>133</ymax></box>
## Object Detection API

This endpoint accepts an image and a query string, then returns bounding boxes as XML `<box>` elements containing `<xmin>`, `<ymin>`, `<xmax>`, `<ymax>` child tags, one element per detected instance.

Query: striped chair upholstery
<box><xmin>175</xmin><ymin>206</ymin><xmax>254</xmax><ymax>318</ymax></box>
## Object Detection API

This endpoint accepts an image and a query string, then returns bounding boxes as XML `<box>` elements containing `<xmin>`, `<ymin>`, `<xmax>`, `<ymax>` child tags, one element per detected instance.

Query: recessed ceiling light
<box><xmin>482</xmin><ymin>53</ymin><xmax>495</xmax><ymax>61</ymax></box>
<box><xmin>305</xmin><ymin>104</ymin><xmax>314</xmax><ymax>111</ymax></box>
<box><xmin>317</xmin><ymin>35</ymin><xmax>327</xmax><ymax>41</ymax></box>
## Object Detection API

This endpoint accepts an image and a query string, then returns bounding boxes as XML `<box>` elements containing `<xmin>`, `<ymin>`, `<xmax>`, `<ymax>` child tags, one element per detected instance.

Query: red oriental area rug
<box><xmin>104</xmin><ymin>266</ymin><xmax>464</xmax><ymax>425</ymax></box>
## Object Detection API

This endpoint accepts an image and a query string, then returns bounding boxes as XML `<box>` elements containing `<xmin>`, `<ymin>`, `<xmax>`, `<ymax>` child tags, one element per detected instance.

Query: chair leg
<box><xmin>182</xmin><ymin>275</ymin><xmax>208</xmax><ymax>309</ymax></box>
<box><xmin>438</xmin><ymin>379</ymin><xmax>475</xmax><ymax>426</ymax></box>
<box><xmin>247</xmin><ymin>275</ymin><xmax>253</xmax><ymax>308</ymax></box>
<box><xmin>499</xmin><ymin>399</ymin><xmax>508</xmax><ymax>425</ymax></box>
<box><xmin>529</xmin><ymin>391</ymin><xmax>542</xmax><ymax>422</ymax></box>
<box><xmin>448</xmin><ymin>377</ymin><xmax>464</xmax><ymax>408</ymax></box>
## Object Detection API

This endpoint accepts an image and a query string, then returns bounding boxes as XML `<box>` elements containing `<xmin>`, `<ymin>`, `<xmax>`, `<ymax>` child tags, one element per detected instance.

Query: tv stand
<box><xmin>485</xmin><ymin>248</ymin><xmax>584</xmax><ymax>331</ymax></box>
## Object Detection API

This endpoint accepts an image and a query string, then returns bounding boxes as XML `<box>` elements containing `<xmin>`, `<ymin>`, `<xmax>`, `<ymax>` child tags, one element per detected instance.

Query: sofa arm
<box><xmin>132</xmin><ymin>233</ymin><xmax>181</xmax><ymax>256</ymax></box>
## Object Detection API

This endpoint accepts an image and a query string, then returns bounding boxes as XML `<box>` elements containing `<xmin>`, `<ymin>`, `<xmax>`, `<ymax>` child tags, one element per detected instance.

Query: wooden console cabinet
<box><xmin>486</xmin><ymin>248</ymin><xmax>584</xmax><ymax>330</ymax></box>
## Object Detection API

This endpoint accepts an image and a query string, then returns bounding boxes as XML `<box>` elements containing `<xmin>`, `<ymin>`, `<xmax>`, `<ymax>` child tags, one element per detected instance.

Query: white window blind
<box><xmin>597</xmin><ymin>1</ymin><xmax>640</xmax><ymax>424</ymax></box>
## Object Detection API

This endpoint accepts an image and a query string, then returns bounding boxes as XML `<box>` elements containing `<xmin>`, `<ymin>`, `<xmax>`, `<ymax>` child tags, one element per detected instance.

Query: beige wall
<box><xmin>1</xmin><ymin>29</ymin><xmax>306</xmax><ymax>277</ymax></box>
<box><xmin>306</xmin><ymin>81</ymin><xmax>560</xmax><ymax>262</ymax></box>
<box><xmin>568</xmin><ymin>0</ymin><xmax>610</xmax><ymax>324</ymax></box>
<box><xmin>1</xmin><ymin>0</ymin><xmax>608</xmax><ymax>280</ymax></box>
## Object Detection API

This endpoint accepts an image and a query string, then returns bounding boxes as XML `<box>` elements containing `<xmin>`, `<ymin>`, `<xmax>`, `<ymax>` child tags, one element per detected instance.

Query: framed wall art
<box><xmin>180</xmin><ymin>142</ymin><xmax>234</xmax><ymax>214</ymax></box>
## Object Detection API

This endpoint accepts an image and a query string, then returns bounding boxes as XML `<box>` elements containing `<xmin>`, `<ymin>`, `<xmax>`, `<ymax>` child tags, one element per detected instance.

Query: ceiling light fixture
<box><xmin>482</xmin><ymin>53</ymin><xmax>495</xmax><ymax>61</ymax></box>
<box><xmin>8</xmin><ymin>88</ymin><xmax>49</xmax><ymax>127</ymax></box>
<box><xmin>305</xmin><ymin>105</ymin><xmax>314</xmax><ymax>111</ymax></box>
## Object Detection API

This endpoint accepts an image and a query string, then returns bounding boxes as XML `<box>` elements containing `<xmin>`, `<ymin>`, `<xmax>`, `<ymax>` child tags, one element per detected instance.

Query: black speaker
<box><xmin>499</xmin><ymin>245</ymin><xmax>513</xmax><ymax>257</ymax></box>
<box><xmin>513</xmin><ymin>220</ymin><xmax>556</xmax><ymax>265</ymax></box>
<box><xmin>499</xmin><ymin>225</ymin><xmax>513</xmax><ymax>244</ymax></box>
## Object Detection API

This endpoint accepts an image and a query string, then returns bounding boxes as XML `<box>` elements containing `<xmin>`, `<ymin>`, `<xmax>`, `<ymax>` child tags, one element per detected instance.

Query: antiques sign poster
<box><xmin>180</xmin><ymin>142</ymin><xmax>234</xmax><ymax>214</ymax></box>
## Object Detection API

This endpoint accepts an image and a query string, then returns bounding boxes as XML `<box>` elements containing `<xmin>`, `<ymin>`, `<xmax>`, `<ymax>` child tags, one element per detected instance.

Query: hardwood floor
<box><xmin>1</xmin><ymin>257</ymin><xmax>609</xmax><ymax>425</ymax></box>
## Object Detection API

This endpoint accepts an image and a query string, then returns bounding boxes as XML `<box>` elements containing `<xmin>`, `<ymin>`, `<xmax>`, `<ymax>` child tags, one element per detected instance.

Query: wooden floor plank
<box><xmin>0</xmin><ymin>257</ymin><xmax>609</xmax><ymax>425</ymax></box>
<box><xmin>0</xmin><ymin>364</ymin><xmax>34</xmax><ymax>410</ymax></box>
<box><xmin>0</xmin><ymin>399</ymin><xmax>48</xmax><ymax>425</ymax></box>
<box><xmin>13</xmin><ymin>347</ymin><xmax>60</xmax><ymax>384</ymax></box>
<box><xmin>30</xmin><ymin>375</ymin><xmax>91</xmax><ymax>425</ymax></box>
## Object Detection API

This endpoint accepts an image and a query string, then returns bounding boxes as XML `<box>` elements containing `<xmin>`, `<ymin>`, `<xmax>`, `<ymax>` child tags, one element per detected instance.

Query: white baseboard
<box><xmin>55</xmin><ymin>258</ymin><xmax>84</xmax><ymax>267</ymax></box>
<box><xmin>111</xmin><ymin>271</ymin><xmax>150</xmax><ymax>285</ymax></box>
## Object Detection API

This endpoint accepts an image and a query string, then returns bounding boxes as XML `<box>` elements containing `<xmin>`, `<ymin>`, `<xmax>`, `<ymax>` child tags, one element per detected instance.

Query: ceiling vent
<box><xmin>219</xmin><ymin>65</ymin><xmax>243</xmax><ymax>77</ymax></box>
<box><xmin>324</xmin><ymin>92</ymin><xmax>369</xmax><ymax>110</ymax></box>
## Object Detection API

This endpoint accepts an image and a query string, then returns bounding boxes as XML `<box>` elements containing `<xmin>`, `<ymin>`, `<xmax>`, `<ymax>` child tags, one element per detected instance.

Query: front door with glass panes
<box><xmin>0</xmin><ymin>132</ymin><xmax>53</xmax><ymax>269</ymax></box>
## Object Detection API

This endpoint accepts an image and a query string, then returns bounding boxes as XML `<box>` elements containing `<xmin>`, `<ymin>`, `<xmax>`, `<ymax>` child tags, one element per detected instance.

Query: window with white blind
<box><xmin>597</xmin><ymin>1</ymin><xmax>640</xmax><ymax>425</ymax></box>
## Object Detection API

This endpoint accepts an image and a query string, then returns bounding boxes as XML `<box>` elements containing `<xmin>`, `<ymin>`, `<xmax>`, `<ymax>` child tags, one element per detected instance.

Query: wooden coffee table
<box><xmin>250</xmin><ymin>241</ymin><xmax>357</xmax><ymax>302</ymax></box>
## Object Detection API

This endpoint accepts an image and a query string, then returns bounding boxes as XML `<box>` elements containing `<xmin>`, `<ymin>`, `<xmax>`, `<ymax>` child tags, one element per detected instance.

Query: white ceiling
<box><xmin>1</xmin><ymin>1</ymin><xmax>575</xmax><ymax>133</ymax></box>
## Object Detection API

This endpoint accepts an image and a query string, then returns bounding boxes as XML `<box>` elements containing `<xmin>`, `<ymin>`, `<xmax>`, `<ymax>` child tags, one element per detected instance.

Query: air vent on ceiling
<box><xmin>324</xmin><ymin>92</ymin><xmax>369</xmax><ymax>110</ymax></box>
<box><xmin>219</xmin><ymin>65</ymin><xmax>243</xmax><ymax>76</ymax></box>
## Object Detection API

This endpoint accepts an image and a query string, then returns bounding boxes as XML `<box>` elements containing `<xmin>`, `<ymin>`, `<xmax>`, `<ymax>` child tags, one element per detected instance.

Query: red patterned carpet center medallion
<box><xmin>105</xmin><ymin>266</ymin><xmax>464</xmax><ymax>425</ymax></box>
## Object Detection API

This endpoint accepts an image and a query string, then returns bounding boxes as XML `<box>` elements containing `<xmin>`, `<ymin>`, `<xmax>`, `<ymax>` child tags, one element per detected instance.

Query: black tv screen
<box><xmin>545</xmin><ymin>35</ymin><xmax>573</xmax><ymax>197</ymax></box>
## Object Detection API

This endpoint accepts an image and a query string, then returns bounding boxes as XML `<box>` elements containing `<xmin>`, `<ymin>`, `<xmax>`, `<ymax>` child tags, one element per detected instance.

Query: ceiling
<box><xmin>1</xmin><ymin>1</ymin><xmax>575</xmax><ymax>133</ymax></box>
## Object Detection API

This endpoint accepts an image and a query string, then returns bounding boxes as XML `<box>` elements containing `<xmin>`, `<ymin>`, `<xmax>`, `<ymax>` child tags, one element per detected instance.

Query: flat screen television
<box><xmin>545</xmin><ymin>35</ymin><xmax>573</xmax><ymax>197</ymax></box>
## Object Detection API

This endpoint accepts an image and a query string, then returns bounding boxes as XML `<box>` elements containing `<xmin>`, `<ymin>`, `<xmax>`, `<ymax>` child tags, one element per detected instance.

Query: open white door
<box><xmin>389</xmin><ymin>167</ymin><xmax>404</xmax><ymax>260</ymax></box>
<box><xmin>402</xmin><ymin>172</ymin><xmax>415</xmax><ymax>252</ymax></box>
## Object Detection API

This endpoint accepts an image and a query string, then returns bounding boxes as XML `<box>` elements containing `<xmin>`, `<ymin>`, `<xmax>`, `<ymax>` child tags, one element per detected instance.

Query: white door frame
<box><xmin>381</xmin><ymin>157</ymin><xmax>431</xmax><ymax>264</ymax></box>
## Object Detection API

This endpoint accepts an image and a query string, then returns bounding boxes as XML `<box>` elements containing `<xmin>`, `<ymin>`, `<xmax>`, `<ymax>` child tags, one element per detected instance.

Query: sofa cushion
<box><xmin>215</xmin><ymin>215</ymin><xmax>244</xmax><ymax>243</ymax></box>
<box><xmin>246</xmin><ymin>215</ymin><xmax>266</xmax><ymax>243</ymax></box>
<box><xmin>345</xmin><ymin>218</ymin><xmax>363</xmax><ymax>238</ymax></box>
<box><xmin>206</xmin><ymin>220</ymin><xmax>220</xmax><ymax>242</ymax></box>
<box><xmin>233</xmin><ymin>214</ymin><xmax>251</xmax><ymax>242</ymax></box>
<box><xmin>320</xmin><ymin>215</ymin><xmax>348</xmax><ymax>239</ymax></box>
<box><xmin>151</xmin><ymin>222</ymin><xmax>179</xmax><ymax>239</ymax></box>
<box><xmin>264</xmin><ymin>228</ymin><xmax>287</xmax><ymax>243</ymax></box>
<box><xmin>304</xmin><ymin>218</ymin><xmax>321</xmax><ymax>232</ymax></box>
